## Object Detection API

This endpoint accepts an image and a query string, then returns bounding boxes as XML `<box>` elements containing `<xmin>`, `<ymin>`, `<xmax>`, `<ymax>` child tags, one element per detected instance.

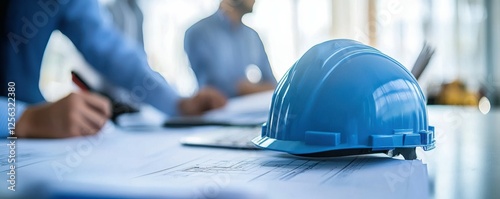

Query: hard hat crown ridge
<box><xmin>253</xmin><ymin>39</ymin><xmax>435</xmax><ymax>160</ymax></box>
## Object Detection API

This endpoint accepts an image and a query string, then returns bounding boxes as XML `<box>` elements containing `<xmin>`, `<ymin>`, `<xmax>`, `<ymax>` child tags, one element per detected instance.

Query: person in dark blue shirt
<box><xmin>184</xmin><ymin>0</ymin><xmax>277</xmax><ymax>98</ymax></box>
<box><xmin>0</xmin><ymin>0</ymin><xmax>226</xmax><ymax>138</ymax></box>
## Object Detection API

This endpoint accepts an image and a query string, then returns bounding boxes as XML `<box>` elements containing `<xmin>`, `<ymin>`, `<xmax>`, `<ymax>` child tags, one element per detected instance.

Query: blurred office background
<box><xmin>40</xmin><ymin>0</ymin><xmax>499</xmax><ymax>111</ymax></box>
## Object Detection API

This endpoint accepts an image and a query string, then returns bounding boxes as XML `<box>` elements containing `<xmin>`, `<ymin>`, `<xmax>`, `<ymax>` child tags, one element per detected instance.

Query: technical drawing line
<box><xmin>134</xmin><ymin>157</ymin><xmax>202</xmax><ymax>178</ymax></box>
<box><xmin>320</xmin><ymin>157</ymin><xmax>358</xmax><ymax>184</ymax></box>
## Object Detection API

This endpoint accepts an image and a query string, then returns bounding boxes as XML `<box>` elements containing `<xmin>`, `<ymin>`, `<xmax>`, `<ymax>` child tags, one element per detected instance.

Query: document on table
<box><xmin>132</xmin><ymin>150</ymin><xmax>429</xmax><ymax>199</ymax></box>
<box><xmin>202</xmin><ymin>90</ymin><xmax>273</xmax><ymax>120</ymax></box>
<box><xmin>163</xmin><ymin>91</ymin><xmax>274</xmax><ymax>127</ymax></box>
<box><xmin>117</xmin><ymin>90</ymin><xmax>274</xmax><ymax>128</ymax></box>
<box><xmin>0</xmin><ymin>125</ymin><xmax>429</xmax><ymax>199</ymax></box>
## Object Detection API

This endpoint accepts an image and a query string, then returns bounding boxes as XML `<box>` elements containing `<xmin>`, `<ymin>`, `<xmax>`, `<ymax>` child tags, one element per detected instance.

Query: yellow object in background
<box><xmin>436</xmin><ymin>80</ymin><xmax>479</xmax><ymax>106</ymax></box>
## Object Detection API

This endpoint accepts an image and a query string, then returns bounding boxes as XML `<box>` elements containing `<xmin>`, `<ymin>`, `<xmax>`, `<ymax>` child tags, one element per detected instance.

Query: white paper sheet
<box><xmin>196</xmin><ymin>90</ymin><xmax>274</xmax><ymax>126</ymax></box>
<box><xmin>203</xmin><ymin>90</ymin><xmax>273</xmax><ymax>119</ymax></box>
<box><xmin>0</xmin><ymin>125</ymin><xmax>429</xmax><ymax>199</ymax></box>
<box><xmin>117</xmin><ymin>91</ymin><xmax>274</xmax><ymax>127</ymax></box>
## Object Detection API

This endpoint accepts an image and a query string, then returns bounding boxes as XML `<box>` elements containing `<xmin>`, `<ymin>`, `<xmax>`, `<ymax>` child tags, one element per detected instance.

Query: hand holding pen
<box><xmin>15</xmin><ymin>73</ymin><xmax>111</xmax><ymax>138</ymax></box>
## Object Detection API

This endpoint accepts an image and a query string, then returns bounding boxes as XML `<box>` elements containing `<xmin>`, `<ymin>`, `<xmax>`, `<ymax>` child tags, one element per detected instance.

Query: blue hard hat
<box><xmin>252</xmin><ymin>39</ymin><xmax>435</xmax><ymax>160</ymax></box>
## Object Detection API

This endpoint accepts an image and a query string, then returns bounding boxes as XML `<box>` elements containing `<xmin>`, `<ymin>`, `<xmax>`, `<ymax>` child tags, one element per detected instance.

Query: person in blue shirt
<box><xmin>184</xmin><ymin>0</ymin><xmax>277</xmax><ymax>98</ymax></box>
<box><xmin>0</xmin><ymin>0</ymin><xmax>226</xmax><ymax>138</ymax></box>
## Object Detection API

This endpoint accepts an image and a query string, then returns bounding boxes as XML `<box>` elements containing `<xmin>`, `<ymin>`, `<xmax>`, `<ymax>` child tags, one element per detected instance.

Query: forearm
<box><xmin>59</xmin><ymin>0</ymin><xmax>181</xmax><ymax>116</ymax></box>
<box><xmin>128</xmin><ymin>70</ymin><xmax>182</xmax><ymax>116</ymax></box>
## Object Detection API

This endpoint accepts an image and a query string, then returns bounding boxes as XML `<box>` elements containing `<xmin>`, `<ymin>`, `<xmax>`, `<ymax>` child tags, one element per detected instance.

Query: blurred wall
<box><xmin>38</xmin><ymin>0</ymin><xmax>496</xmax><ymax>109</ymax></box>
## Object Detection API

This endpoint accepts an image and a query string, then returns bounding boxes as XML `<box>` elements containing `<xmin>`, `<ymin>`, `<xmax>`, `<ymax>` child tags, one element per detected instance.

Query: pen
<box><xmin>71</xmin><ymin>71</ymin><xmax>139</xmax><ymax>122</ymax></box>
<box><xmin>71</xmin><ymin>71</ymin><xmax>91</xmax><ymax>92</ymax></box>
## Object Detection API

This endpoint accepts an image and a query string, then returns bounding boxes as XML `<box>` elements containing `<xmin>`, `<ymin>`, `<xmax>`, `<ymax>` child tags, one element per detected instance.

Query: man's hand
<box><xmin>238</xmin><ymin>80</ymin><xmax>275</xmax><ymax>96</ymax></box>
<box><xmin>178</xmin><ymin>87</ymin><xmax>227</xmax><ymax>116</ymax></box>
<box><xmin>16</xmin><ymin>92</ymin><xmax>111</xmax><ymax>138</ymax></box>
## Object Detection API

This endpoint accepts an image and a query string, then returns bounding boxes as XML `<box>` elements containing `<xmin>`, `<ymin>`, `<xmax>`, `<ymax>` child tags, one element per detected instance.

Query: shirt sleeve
<box><xmin>0</xmin><ymin>97</ymin><xmax>27</xmax><ymax>138</ymax></box>
<box><xmin>56</xmin><ymin>0</ymin><xmax>181</xmax><ymax>116</ymax></box>
<box><xmin>184</xmin><ymin>27</ymin><xmax>210</xmax><ymax>88</ymax></box>
<box><xmin>255</xmin><ymin>34</ymin><xmax>277</xmax><ymax>85</ymax></box>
